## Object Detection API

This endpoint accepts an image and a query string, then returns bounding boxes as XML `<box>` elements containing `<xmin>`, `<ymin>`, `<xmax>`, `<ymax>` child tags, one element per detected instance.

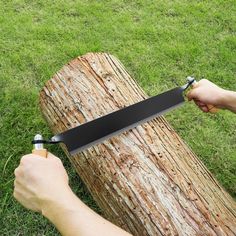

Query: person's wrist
<box><xmin>217</xmin><ymin>89</ymin><xmax>230</xmax><ymax>108</ymax></box>
<box><xmin>220</xmin><ymin>90</ymin><xmax>236</xmax><ymax>112</ymax></box>
<box><xmin>41</xmin><ymin>185</ymin><xmax>76</xmax><ymax>219</ymax></box>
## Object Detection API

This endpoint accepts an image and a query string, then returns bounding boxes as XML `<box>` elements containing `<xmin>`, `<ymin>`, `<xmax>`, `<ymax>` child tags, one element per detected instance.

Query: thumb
<box><xmin>186</xmin><ymin>88</ymin><xmax>198</xmax><ymax>101</ymax></box>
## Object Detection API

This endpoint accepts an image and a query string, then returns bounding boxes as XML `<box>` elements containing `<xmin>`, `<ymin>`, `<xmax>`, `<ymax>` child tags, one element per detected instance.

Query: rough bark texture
<box><xmin>40</xmin><ymin>53</ymin><xmax>236</xmax><ymax>236</ymax></box>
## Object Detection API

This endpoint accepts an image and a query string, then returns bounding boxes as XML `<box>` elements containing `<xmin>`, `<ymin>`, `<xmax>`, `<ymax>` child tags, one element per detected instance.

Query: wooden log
<box><xmin>39</xmin><ymin>53</ymin><xmax>236</xmax><ymax>236</ymax></box>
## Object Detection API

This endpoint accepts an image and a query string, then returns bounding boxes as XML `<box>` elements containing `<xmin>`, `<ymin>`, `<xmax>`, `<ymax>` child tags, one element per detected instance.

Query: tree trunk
<box><xmin>39</xmin><ymin>53</ymin><xmax>236</xmax><ymax>236</ymax></box>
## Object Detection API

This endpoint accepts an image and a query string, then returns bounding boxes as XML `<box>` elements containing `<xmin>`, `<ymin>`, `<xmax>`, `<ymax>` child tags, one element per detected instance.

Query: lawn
<box><xmin>0</xmin><ymin>0</ymin><xmax>235</xmax><ymax>235</ymax></box>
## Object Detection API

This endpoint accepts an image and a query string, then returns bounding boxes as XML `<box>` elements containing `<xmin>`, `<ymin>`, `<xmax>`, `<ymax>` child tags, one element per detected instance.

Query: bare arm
<box><xmin>187</xmin><ymin>79</ymin><xmax>236</xmax><ymax>113</ymax></box>
<box><xmin>14</xmin><ymin>153</ymin><xmax>131</xmax><ymax>236</ymax></box>
<box><xmin>222</xmin><ymin>90</ymin><xmax>236</xmax><ymax>113</ymax></box>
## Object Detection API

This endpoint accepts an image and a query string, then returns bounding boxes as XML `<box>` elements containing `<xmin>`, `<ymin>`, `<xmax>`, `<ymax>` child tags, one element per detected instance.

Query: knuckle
<box><xmin>14</xmin><ymin>178</ymin><xmax>21</xmax><ymax>188</ymax></box>
<box><xmin>199</xmin><ymin>79</ymin><xmax>207</xmax><ymax>84</ymax></box>
<box><xmin>20</xmin><ymin>156</ymin><xmax>27</xmax><ymax>165</ymax></box>
<box><xmin>14</xmin><ymin>167</ymin><xmax>20</xmax><ymax>177</ymax></box>
<box><xmin>53</xmin><ymin>156</ymin><xmax>63</xmax><ymax>165</ymax></box>
<box><xmin>20</xmin><ymin>155</ymin><xmax>35</xmax><ymax>169</ymax></box>
<box><xmin>57</xmin><ymin>158</ymin><xmax>63</xmax><ymax>165</ymax></box>
<box><xmin>13</xmin><ymin>190</ymin><xmax>18</xmax><ymax>199</ymax></box>
<box><xmin>14</xmin><ymin>179</ymin><xmax>17</xmax><ymax>187</ymax></box>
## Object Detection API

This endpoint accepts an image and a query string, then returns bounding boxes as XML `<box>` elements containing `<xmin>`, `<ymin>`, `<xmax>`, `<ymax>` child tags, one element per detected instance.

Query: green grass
<box><xmin>0</xmin><ymin>0</ymin><xmax>235</xmax><ymax>234</ymax></box>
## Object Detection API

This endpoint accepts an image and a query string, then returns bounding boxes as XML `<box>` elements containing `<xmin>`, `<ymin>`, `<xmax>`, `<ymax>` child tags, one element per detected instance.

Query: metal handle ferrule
<box><xmin>181</xmin><ymin>76</ymin><xmax>197</xmax><ymax>91</ymax></box>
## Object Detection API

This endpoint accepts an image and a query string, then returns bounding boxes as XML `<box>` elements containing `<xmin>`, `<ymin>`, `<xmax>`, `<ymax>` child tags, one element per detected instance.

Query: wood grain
<box><xmin>40</xmin><ymin>53</ymin><xmax>236</xmax><ymax>236</ymax></box>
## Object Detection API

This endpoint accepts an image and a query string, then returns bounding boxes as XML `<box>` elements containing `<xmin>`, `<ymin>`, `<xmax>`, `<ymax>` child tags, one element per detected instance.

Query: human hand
<box><xmin>14</xmin><ymin>152</ymin><xmax>72</xmax><ymax>214</ymax></box>
<box><xmin>14</xmin><ymin>154</ymin><xmax>132</xmax><ymax>236</ymax></box>
<box><xmin>186</xmin><ymin>79</ymin><xmax>226</xmax><ymax>112</ymax></box>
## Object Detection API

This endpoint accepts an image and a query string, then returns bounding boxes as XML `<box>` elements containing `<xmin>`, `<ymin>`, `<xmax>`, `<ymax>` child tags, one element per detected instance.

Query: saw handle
<box><xmin>191</xmin><ymin>80</ymin><xmax>219</xmax><ymax>113</ymax></box>
<box><xmin>32</xmin><ymin>134</ymin><xmax>48</xmax><ymax>158</ymax></box>
<box><xmin>32</xmin><ymin>148</ymin><xmax>48</xmax><ymax>158</ymax></box>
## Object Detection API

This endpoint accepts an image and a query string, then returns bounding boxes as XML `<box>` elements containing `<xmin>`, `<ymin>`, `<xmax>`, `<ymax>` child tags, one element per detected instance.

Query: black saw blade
<box><xmin>51</xmin><ymin>86</ymin><xmax>185</xmax><ymax>155</ymax></box>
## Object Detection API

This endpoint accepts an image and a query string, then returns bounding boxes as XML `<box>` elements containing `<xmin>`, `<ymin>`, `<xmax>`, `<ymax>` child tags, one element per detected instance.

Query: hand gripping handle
<box><xmin>187</xmin><ymin>77</ymin><xmax>219</xmax><ymax>113</ymax></box>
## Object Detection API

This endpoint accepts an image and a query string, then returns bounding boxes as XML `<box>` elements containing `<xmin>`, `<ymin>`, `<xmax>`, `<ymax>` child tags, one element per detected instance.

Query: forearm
<box><xmin>222</xmin><ymin>90</ymin><xmax>236</xmax><ymax>113</ymax></box>
<box><xmin>42</xmin><ymin>189</ymin><xmax>131</xmax><ymax>236</ymax></box>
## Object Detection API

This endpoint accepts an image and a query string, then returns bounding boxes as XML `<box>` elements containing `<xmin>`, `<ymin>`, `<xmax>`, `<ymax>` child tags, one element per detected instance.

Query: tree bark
<box><xmin>39</xmin><ymin>53</ymin><xmax>236</xmax><ymax>236</ymax></box>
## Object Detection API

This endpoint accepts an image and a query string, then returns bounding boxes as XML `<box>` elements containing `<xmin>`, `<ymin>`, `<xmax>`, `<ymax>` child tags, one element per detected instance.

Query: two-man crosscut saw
<box><xmin>32</xmin><ymin>77</ymin><xmax>197</xmax><ymax>156</ymax></box>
